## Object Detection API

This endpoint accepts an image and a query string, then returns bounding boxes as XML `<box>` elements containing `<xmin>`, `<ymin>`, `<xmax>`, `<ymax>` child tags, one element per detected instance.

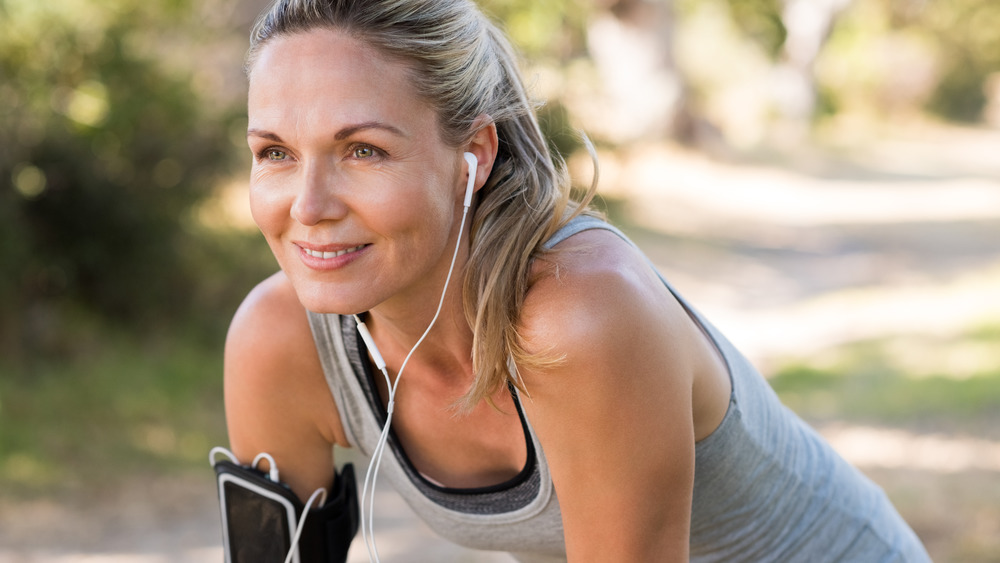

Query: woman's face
<box><xmin>247</xmin><ymin>29</ymin><xmax>469</xmax><ymax>315</ymax></box>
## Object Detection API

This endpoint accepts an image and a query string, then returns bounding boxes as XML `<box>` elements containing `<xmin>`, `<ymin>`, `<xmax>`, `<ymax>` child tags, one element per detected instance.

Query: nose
<box><xmin>290</xmin><ymin>160</ymin><xmax>348</xmax><ymax>225</ymax></box>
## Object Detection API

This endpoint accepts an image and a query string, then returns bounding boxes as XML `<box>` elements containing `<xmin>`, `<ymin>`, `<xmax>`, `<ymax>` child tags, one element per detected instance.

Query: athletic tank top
<box><xmin>306</xmin><ymin>215</ymin><xmax>930</xmax><ymax>562</ymax></box>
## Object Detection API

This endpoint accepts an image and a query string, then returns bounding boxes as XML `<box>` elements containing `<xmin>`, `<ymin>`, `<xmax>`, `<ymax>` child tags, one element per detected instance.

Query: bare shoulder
<box><xmin>520</xmin><ymin>228</ymin><xmax>686</xmax><ymax>371</ymax></box>
<box><xmin>225</xmin><ymin>271</ymin><xmax>321</xmax><ymax>400</ymax></box>
<box><xmin>516</xmin><ymin>227</ymin><xmax>701</xmax><ymax>558</ymax></box>
<box><xmin>224</xmin><ymin>271</ymin><xmax>346</xmax><ymax>500</ymax></box>
<box><xmin>228</xmin><ymin>270</ymin><xmax>313</xmax><ymax>352</ymax></box>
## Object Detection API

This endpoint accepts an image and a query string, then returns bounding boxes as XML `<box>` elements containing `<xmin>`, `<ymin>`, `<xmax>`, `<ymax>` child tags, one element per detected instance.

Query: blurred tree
<box><xmin>811</xmin><ymin>0</ymin><xmax>1000</xmax><ymax>124</ymax></box>
<box><xmin>586</xmin><ymin>0</ymin><xmax>694</xmax><ymax>145</ymax></box>
<box><xmin>483</xmin><ymin>0</ymin><xmax>713</xmax><ymax>147</ymax></box>
<box><xmin>914</xmin><ymin>0</ymin><xmax>1000</xmax><ymax>122</ymax></box>
<box><xmin>0</xmin><ymin>0</ymin><xmax>245</xmax><ymax>360</ymax></box>
<box><xmin>723</xmin><ymin>0</ymin><xmax>787</xmax><ymax>59</ymax></box>
<box><xmin>720</xmin><ymin>0</ymin><xmax>848</xmax><ymax>135</ymax></box>
<box><xmin>721</xmin><ymin>0</ymin><xmax>1000</xmax><ymax>125</ymax></box>
<box><xmin>482</xmin><ymin>0</ymin><xmax>591</xmax><ymax>63</ymax></box>
<box><xmin>480</xmin><ymin>0</ymin><xmax>593</xmax><ymax>156</ymax></box>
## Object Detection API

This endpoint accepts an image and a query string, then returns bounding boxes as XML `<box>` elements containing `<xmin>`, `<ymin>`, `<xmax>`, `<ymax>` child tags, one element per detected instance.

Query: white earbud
<box><xmin>353</xmin><ymin>315</ymin><xmax>386</xmax><ymax>371</ymax></box>
<box><xmin>462</xmin><ymin>152</ymin><xmax>477</xmax><ymax>208</ymax></box>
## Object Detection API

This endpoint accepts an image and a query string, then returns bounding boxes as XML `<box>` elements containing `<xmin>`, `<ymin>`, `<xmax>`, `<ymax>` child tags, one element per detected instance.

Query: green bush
<box><xmin>0</xmin><ymin>0</ymin><xmax>249</xmax><ymax>359</ymax></box>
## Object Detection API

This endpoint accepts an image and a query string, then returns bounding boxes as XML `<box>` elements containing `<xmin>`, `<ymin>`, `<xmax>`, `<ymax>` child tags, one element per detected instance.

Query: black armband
<box><xmin>213</xmin><ymin>452</ymin><xmax>359</xmax><ymax>563</ymax></box>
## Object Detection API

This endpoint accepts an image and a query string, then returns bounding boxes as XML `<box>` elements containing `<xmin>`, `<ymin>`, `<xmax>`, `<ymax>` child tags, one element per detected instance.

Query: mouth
<box><xmin>301</xmin><ymin>244</ymin><xmax>367</xmax><ymax>259</ymax></box>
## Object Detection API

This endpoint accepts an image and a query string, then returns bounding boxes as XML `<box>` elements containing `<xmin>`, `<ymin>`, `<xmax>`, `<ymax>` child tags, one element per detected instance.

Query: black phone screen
<box><xmin>222</xmin><ymin>478</ymin><xmax>294</xmax><ymax>562</ymax></box>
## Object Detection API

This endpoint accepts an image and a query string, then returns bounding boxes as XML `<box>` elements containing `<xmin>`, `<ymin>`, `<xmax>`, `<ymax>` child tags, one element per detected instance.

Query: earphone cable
<box><xmin>360</xmin><ymin>204</ymin><xmax>470</xmax><ymax>562</ymax></box>
<box><xmin>283</xmin><ymin>486</ymin><xmax>328</xmax><ymax>563</ymax></box>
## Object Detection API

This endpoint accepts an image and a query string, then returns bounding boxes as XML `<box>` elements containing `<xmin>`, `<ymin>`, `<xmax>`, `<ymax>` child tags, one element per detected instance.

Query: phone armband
<box><xmin>213</xmin><ymin>454</ymin><xmax>358</xmax><ymax>563</ymax></box>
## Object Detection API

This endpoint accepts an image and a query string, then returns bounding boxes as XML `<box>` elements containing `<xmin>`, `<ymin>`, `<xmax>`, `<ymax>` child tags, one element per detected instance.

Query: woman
<box><xmin>223</xmin><ymin>0</ymin><xmax>931</xmax><ymax>561</ymax></box>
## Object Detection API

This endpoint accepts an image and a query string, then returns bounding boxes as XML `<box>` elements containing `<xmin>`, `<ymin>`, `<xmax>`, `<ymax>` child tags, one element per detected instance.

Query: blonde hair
<box><xmin>248</xmin><ymin>0</ymin><xmax>598</xmax><ymax>408</ymax></box>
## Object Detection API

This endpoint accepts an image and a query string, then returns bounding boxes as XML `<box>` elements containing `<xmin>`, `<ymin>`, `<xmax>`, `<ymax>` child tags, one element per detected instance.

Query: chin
<box><xmin>297</xmin><ymin>294</ymin><xmax>362</xmax><ymax>316</ymax></box>
<box><xmin>292</xmin><ymin>280</ymin><xmax>375</xmax><ymax>317</ymax></box>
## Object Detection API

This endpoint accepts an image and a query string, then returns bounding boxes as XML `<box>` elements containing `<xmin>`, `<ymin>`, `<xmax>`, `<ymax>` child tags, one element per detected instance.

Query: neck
<box><xmin>362</xmin><ymin>262</ymin><xmax>475</xmax><ymax>385</ymax></box>
<box><xmin>362</xmin><ymin>203</ymin><xmax>475</xmax><ymax>384</ymax></box>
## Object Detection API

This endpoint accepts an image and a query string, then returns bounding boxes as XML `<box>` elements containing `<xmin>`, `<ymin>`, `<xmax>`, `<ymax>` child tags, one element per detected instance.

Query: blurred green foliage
<box><xmin>482</xmin><ymin>0</ymin><xmax>590</xmax><ymax>161</ymax></box>
<box><xmin>483</xmin><ymin>0</ymin><xmax>590</xmax><ymax>62</ymax></box>
<box><xmin>722</xmin><ymin>0</ymin><xmax>786</xmax><ymax>59</ymax></box>
<box><xmin>0</xmin><ymin>0</ymin><xmax>255</xmax><ymax>361</ymax></box>
<box><xmin>816</xmin><ymin>0</ymin><xmax>1000</xmax><ymax>123</ymax></box>
<box><xmin>915</xmin><ymin>0</ymin><xmax>1000</xmax><ymax>122</ymax></box>
<box><xmin>698</xmin><ymin>0</ymin><xmax>1000</xmax><ymax>122</ymax></box>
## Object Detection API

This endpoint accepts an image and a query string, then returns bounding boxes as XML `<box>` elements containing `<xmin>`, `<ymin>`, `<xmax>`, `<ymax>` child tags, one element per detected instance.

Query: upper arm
<box><xmin>224</xmin><ymin>271</ymin><xmax>348</xmax><ymax>501</ymax></box>
<box><xmin>518</xmin><ymin>231</ymin><xmax>700</xmax><ymax>562</ymax></box>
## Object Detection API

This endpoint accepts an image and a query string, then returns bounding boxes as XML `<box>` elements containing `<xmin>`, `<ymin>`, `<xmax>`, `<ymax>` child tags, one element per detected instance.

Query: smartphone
<box><xmin>216</xmin><ymin>460</ymin><xmax>302</xmax><ymax>563</ymax></box>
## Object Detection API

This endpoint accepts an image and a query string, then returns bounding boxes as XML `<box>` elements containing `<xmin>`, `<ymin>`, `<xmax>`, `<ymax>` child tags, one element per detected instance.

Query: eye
<box><xmin>353</xmin><ymin>146</ymin><xmax>376</xmax><ymax>159</ymax></box>
<box><xmin>254</xmin><ymin>147</ymin><xmax>289</xmax><ymax>162</ymax></box>
<box><xmin>266</xmin><ymin>149</ymin><xmax>287</xmax><ymax>161</ymax></box>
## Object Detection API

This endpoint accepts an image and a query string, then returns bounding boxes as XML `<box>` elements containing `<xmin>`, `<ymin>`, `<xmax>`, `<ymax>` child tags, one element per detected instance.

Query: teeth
<box><xmin>304</xmin><ymin>245</ymin><xmax>364</xmax><ymax>259</ymax></box>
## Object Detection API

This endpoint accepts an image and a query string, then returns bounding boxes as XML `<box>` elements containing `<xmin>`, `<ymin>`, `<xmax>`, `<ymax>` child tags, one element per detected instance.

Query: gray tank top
<box><xmin>306</xmin><ymin>216</ymin><xmax>930</xmax><ymax>562</ymax></box>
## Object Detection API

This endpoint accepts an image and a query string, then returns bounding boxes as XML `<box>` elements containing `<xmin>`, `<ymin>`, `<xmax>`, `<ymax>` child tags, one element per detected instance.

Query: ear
<box><xmin>462</xmin><ymin>114</ymin><xmax>498</xmax><ymax>197</ymax></box>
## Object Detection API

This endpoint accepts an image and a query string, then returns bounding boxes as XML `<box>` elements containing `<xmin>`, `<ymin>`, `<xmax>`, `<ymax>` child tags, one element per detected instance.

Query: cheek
<box><xmin>250</xmin><ymin>199</ymin><xmax>299</xmax><ymax>279</ymax></box>
<box><xmin>248</xmin><ymin>181</ymin><xmax>288</xmax><ymax>240</ymax></box>
<box><xmin>366</xmin><ymin>170</ymin><xmax>454</xmax><ymax>236</ymax></box>
<box><xmin>381</xmin><ymin>189</ymin><xmax>453</xmax><ymax>245</ymax></box>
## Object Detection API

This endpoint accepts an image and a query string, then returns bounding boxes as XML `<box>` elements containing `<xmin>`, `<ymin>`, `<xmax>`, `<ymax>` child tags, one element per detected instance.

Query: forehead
<box><xmin>247</xmin><ymin>29</ymin><xmax>435</xmax><ymax>135</ymax></box>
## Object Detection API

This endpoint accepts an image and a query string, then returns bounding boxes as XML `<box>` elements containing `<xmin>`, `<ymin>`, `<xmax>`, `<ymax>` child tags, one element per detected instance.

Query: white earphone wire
<box><xmin>360</xmin><ymin>205</ymin><xmax>470</xmax><ymax>562</ymax></box>
<box><xmin>284</xmin><ymin>486</ymin><xmax>329</xmax><ymax>563</ymax></box>
<box><xmin>358</xmin><ymin>154</ymin><xmax>476</xmax><ymax>562</ymax></box>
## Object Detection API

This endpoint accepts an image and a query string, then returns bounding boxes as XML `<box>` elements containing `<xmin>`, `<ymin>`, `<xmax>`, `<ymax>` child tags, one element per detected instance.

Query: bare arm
<box><xmin>518</xmin><ymin>231</ymin><xmax>708</xmax><ymax>562</ymax></box>
<box><xmin>224</xmin><ymin>271</ymin><xmax>349</xmax><ymax>502</ymax></box>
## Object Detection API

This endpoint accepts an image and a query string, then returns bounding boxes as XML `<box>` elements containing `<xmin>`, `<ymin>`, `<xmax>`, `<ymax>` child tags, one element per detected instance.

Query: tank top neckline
<box><xmin>340</xmin><ymin>314</ymin><xmax>539</xmax><ymax>496</ymax></box>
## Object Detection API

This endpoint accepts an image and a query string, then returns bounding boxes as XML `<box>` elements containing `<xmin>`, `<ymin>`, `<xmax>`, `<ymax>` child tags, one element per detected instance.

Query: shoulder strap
<box><xmin>542</xmin><ymin>214</ymin><xmax>631</xmax><ymax>250</ymax></box>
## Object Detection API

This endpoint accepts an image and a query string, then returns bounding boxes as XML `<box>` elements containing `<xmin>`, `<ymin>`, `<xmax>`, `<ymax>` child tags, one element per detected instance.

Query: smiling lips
<box><xmin>302</xmin><ymin>244</ymin><xmax>366</xmax><ymax>259</ymax></box>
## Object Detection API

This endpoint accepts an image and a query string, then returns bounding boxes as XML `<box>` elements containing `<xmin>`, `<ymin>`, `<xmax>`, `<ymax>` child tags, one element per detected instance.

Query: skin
<box><xmin>225</xmin><ymin>27</ymin><xmax>732</xmax><ymax>561</ymax></box>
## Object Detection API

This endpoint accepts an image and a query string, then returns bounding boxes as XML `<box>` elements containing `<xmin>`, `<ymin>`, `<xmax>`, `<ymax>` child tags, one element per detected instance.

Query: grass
<box><xmin>0</xmin><ymin>325</ymin><xmax>229</xmax><ymax>499</ymax></box>
<box><xmin>769</xmin><ymin>324</ymin><xmax>1000</xmax><ymax>435</ymax></box>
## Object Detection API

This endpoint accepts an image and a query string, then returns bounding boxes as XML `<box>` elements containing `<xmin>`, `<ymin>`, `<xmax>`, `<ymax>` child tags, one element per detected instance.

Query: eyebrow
<box><xmin>246</xmin><ymin>129</ymin><xmax>283</xmax><ymax>142</ymax></box>
<box><xmin>246</xmin><ymin>121</ymin><xmax>408</xmax><ymax>143</ymax></box>
<box><xmin>334</xmin><ymin>121</ymin><xmax>407</xmax><ymax>140</ymax></box>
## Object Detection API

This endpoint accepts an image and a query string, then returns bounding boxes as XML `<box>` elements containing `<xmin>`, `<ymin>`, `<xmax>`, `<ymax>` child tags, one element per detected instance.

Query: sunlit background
<box><xmin>1</xmin><ymin>0</ymin><xmax>998</xmax><ymax>560</ymax></box>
